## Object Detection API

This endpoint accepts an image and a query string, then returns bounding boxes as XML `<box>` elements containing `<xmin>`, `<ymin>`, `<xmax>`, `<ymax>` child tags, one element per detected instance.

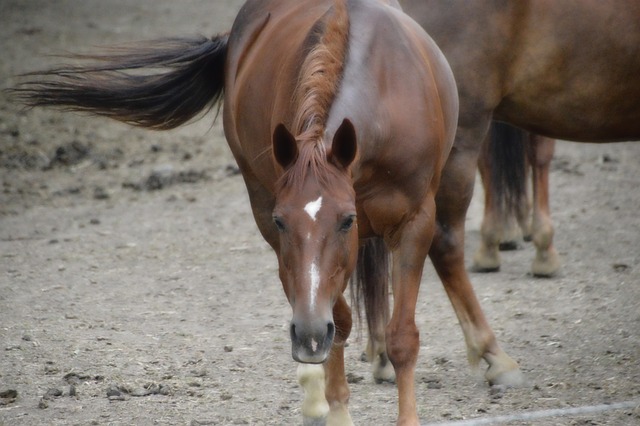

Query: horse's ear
<box><xmin>330</xmin><ymin>118</ymin><xmax>357</xmax><ymax>169</ymax></box>
<box><xmin>272</xmin><ymin>123</ymin><xmax>298</xmax><ymax>169</ymax></box>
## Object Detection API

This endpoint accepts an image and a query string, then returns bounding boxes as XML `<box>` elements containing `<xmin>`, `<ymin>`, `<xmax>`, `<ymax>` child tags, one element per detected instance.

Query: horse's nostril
<box><xmin>290</xmin><ymin>323</ymin><xmax>297</xmax><ymax>341</ymax></box>
<box><xmin>326</xmin><ymin>322</ymin><xmax>335</xmax><ymax>341</ymax></box>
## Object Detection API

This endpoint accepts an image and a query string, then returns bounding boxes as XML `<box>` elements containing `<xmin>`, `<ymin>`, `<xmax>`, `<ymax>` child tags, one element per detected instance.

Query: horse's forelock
<box><xmin>275</xmin><ymin>134</ymin><xmax>345</xmax><ymax>193</ymax></box>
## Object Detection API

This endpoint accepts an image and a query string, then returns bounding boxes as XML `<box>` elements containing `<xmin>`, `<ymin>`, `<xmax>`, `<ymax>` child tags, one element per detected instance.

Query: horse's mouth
<box><xmin>291</xmin><ymin>339</ymin><xmax>331</xmax><ymax>364</ymax></box>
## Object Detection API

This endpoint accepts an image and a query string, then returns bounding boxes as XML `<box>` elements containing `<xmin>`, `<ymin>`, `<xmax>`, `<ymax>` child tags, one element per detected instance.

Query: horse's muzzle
<box><xmin>290</xmin><ymin>319</ymin><xmax>335</xmax><ymax>363</ymax></box>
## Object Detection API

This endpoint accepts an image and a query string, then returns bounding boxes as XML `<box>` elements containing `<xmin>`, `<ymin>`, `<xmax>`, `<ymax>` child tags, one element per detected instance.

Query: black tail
<box><xmin>486</xmin><ymin>121</ymin><xmax>528</xmax><ymax>216</ymax></box>
<box><xmin>9</xmin><ymin>35</ymin><xmax>228</xmax><ymax>130</ymax></box>
<box><xmin>350</xmin><ymin>237</ymin><xmax>390</xmax><ymax>341</ymax></box>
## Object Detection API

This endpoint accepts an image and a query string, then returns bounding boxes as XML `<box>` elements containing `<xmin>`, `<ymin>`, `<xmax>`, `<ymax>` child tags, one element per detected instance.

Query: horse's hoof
<box><xmin>487</xmin><ymin>367</ymin><xmax>527</xmax><ymax>388</ymax></box>
<box><xmin>470</xmin><ymin>263</ymin><xmax>500</xmax><ymax>273</ymax></box>
<box><xmin>472</xmin><ymin>248</ymin><xmax>501</xmax><ymax>272</ymax></box>
<box><xmin>303</xmin><ymin>416</ymin><xmax>327</xmax><ymax>426</ymax></box>
<box><xmin>531</xmin><ymin>249</ymin><xmax>561</xmax><ymax>277</ymax></box>
<box><xmin>373</xmin><ymin>355</ymin><xmax>396</xmax><ymax>384</ymax></box>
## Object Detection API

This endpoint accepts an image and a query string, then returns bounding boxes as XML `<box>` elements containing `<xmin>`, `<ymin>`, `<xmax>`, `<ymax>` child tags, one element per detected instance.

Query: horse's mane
<box><xmin>277</xmin><ymin>0</ymin><xmax>350</xmax><ymax>191</ymax></box>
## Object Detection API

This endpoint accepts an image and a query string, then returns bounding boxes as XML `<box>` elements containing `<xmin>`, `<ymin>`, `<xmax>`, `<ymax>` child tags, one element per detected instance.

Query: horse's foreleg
<box><xmin>529</xmin><ymin>136</ymin><xmax>560</xmax><ymax>277</ymax></box>
<box><xmin>385</xmin><ymin>196</ymin><xmax>436</xmax><ymax>425</ymax></box>
<box><xmin>298</xmin><ymin>294</ymin><xmax>353</xmax><ymax>426</ymax></box>
<box><xmin>324</xmin><ymin>294</ymin><xmax>353</xmax><ymax>426</ymax></box>
<box><xmin>298</xmin><ymin>364</ymin><xmax>330</xmax><ymax>425</ymax></box>
<box><xmin>432</xmin><ymin>149</ymin><xmax>525</xmax><ymax>387</ymax></box>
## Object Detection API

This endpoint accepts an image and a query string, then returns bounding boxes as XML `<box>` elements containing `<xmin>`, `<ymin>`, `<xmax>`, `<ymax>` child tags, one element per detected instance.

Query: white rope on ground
<box><xmin>422</xmin><ymin>399</ymin><xmax>639</xmax><ymax>426</ymax></box>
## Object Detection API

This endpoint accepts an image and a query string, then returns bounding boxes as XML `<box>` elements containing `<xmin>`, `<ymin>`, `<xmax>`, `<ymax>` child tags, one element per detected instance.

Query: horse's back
<box><xmin>401</xmin><ymin>0</ymin><xmax>640</xmax><ymax>141</ymax></box>
<box><xmin>500</xmin><ymin>0</ymin><xmax>640</xmax><ymax>140</ymax></box>
<box><xmin>225</xmin><ymin>0</ymin><xmax>458</xmax><ymax>192</ymax></box>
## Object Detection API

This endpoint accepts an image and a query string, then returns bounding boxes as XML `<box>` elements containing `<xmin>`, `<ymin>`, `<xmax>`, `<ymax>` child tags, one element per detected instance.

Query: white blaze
<box><xmin>304</xmin><ymin>196</ymin><xmax>323</xmax><ymax>221</ymax></box>
<box><xmin>309</xmin><ymin>261</ymin><xmax>320</xmax><ymax>310</ymax></box>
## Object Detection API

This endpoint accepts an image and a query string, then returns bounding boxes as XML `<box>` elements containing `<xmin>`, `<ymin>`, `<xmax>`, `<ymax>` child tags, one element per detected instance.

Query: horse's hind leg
<box><xmin>473</xmin><ymin>132</ymin><xmax>503</xmax><ymax>271</ymax></box>
<box><xmin>431</xmin><ymin>145</ymin><xmax>525</xmax><ymax>386</ymax></box>
<box><xmin>366</xmin><ymin>321</ymin><xmax>395</xmax><ymax>384</ymax></box>
<box><xmin>528</xmin><ymin>136</ymin><xmax>561</xmax><ymax>277</ymax></box>
<box><xmin>299</xmin><ymin>294</ymin><xmax>353</xmax><ymax>426</ymax></box>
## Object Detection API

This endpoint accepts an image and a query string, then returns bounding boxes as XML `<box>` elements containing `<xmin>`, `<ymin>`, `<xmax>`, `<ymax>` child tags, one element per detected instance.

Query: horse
<box><xmin>473</xmin><ymin>121</ymin><xmax>559</xmax><ymax>277</ymax></box>
<box><xmin>398</xmin><ymin>0</ymin><xmax>639</xmax><ymax>281</ymax></box>
<box><xmin>348</xmin><ymin>0</ymin><xmax>640</xmax><ymax>381</ymax></box>
<box><xmin>12</xmin><ymin>0</ymin><xmax>525</xmax><ymax>424</ymax></box>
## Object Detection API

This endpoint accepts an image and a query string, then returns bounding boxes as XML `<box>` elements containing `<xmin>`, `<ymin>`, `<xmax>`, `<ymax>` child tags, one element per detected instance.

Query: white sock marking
<box><xmin>304</xmin><ymin>196</ymin><xmax>322</xmax><ymax>221</ymax></box>
<box><xmin>297</xmin><ymin>364</ymin><xmax>329</xmax><ymax>420</ymax></box>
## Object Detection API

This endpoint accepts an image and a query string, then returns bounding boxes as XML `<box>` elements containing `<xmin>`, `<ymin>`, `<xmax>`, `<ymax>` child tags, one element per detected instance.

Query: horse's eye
<box><xmin>273</xmin><ymin>216</ymin><xmax>286</xmax><ymax>232</ymax></box>
<box><xmin>339</xmin><ymin>215</ymin><xmax>356</xmax><ymax>232</ymax></box>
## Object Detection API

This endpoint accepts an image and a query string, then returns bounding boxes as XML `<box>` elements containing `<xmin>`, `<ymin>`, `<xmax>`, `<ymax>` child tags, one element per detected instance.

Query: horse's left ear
<box><xmin>330</xmin><ymin>118</ymin><xmax>357</xmax><ymax>169</ymax></box>
<box><xmin>273</xmin><ymin>123</ymin><xmax>298</xmax><ymax>170</ymax></box>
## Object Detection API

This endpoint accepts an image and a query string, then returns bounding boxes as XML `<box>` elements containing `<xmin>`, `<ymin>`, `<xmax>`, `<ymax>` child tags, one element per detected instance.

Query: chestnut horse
<box><xmin>13</xmin><ymin>0</ymin><xmax>523</xmax><ymax>424</ymax></box>
<box><xmin>364</xmin><ymin>0</ymin><xmax>640</xmax><ymax>387</ymax></box>
<box><xmin>398</xmin><ymin>0</ymin><xmax>639</xmax><ymax>281</ymax></box>
<box><xmin>351</xmin><ymin>0</ymin><xmax>640</xmax><ymax>381</ymax></box>
<box><xmin>474</xmin><ymin>122</ymin><xmax>559</xmax><ymax>277</ymax></box>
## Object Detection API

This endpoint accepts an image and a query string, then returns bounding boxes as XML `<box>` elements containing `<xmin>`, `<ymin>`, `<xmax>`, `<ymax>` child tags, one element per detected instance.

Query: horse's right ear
<box><xmin>272</xmin><ymin>123</ymin><xmax>298</xmax><ymax>170</ymax></box>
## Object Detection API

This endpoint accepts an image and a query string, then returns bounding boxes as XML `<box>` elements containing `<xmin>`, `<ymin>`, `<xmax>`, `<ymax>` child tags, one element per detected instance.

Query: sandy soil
<box><xmin>1</xmin><ymin>1</ymin><xmax>639</xmax><ymax>425</ymax></box>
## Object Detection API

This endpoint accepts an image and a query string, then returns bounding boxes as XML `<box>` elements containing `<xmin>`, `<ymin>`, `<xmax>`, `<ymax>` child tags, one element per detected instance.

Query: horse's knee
<box><xmin>385</xmin><ymin>325</ymin><xmax>419</xmax><ymax>369</ymax></box>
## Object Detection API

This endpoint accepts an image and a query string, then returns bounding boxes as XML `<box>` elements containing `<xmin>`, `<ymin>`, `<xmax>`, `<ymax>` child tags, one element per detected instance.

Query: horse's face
<box><xmin>272</xmin><ymin>119</ymin><xmax>358</xmax><ymax>363</ymax></box>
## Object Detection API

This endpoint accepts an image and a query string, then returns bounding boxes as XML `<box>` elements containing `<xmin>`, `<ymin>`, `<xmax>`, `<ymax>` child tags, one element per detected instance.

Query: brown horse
<box><xmin>402</xmin><ymin>0</ymin><xmax>639</xmax><ymax>281</ymax></box>
<box><xmin>349</xmin><ymin>0</ymin><xmax>640</xmax><ymax>383</ymax></box>
<box><xmin>364</xmin><ymin>0</ymin><xmax>640</xmax><ymax>388</ymax></box>
<box><xmin>474</xmin><ymin>121</ymin><xmax>559</xmax><ymax>277</ymax></box>
<box><xmin>13</xmin><ymin>0</ymin><xmax>523</xmax><ymax>424</ymax></box>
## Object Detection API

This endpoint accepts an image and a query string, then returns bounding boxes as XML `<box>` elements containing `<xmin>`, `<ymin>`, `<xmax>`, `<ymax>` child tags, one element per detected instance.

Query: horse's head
<box><xmin>272</xmin><ymin>119</ymin><xmax>358</xmax><ymax>364</ymax></box>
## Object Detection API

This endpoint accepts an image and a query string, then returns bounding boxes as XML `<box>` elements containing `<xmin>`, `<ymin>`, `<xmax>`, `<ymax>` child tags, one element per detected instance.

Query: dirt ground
<box><xmin>1</xmin><ymin>1</ymin><xmax>639</xmax><ymax>425</ymax></box>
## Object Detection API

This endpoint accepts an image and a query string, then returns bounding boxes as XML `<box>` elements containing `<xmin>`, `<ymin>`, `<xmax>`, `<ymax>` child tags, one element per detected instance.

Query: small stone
<box><xmin>106</xmin><ymin>387</ymin><xmax>122</xmax><ymax>397</ymax></box>
<box><xmin>44</xmin><ymin>388</ymin><xmax>63</xmax><ymax>400</ymax></box>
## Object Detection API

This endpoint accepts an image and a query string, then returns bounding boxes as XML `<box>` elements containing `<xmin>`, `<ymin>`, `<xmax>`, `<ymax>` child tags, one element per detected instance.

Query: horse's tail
<box><xmin>351</xmin><ymin>237</ymin><xmax>389</xmax><ymax>349</ymax></box>
<box><xmin>10</xmin><ymin>35</ymin><xmax>228</xmax><ymax>130</ymax></box>
<box><xmin>485</xmin><ymin>121</ymin><xmax>528</xmax><ymax>215</ymax></box>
